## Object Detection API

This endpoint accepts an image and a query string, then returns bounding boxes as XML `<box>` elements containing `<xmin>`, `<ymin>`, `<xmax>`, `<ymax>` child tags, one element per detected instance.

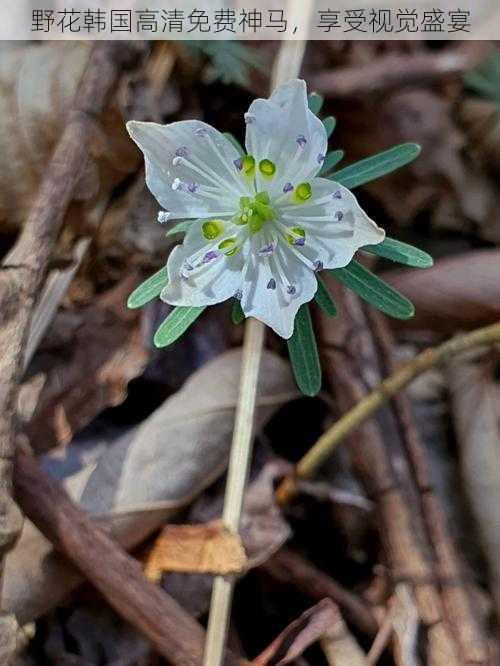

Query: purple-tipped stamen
<box><xmin>296</xmin><ymin>135</ymin><xmax>307</xmax><ymax>148</ymax></box>
<box><xmin>233</xmin><ymin>157</ymin><xmax>243</xmax><ymax>171</ymax></box>
<box><xmin>258</xmin><ymin>243</ymin><xmax>275</xmax><ymax>256</ymax></box>
<box><xmin>287</xmin><ymin>285</ymin><xmax>296</xmax><ymax>295</ymax></box>
<box><xmin>317</xmin><ymin>153</ymin><xmax>325</xmax><ymax>164</ymax></box>
<box><xmin>283</xmin><ymin>182</ymin><xmax>294</xmax><ymax>194</ymax></box>
<box><xmin>314</xmin><ymin>260</ymin><xmax>323</xmax><ymax>272</ymax></box>
<box><xmin>175</xmin><ymin>146</ymin><xmax>189</xmax><ymax>158</ymax></box>
<box><xmin>335</xmin><ymin>211</ymin><xmax>343</xmax><ymax>221</ymax></box>
<box><xmin>187</xmin><ymin>182</ymin><xmax>198</xmax><ymax>194</ymax></box>
<box><xmin>202</xmin><ymin>250</ymin><xmax>219</xmax><ymax>264</ymax></box>
<box><xmin>333</xmin><ymin>190</ymin><xmax>342</xmax><ymax>199</ymax></box>
<box><xmin>293</xmin><ymin>237</ymin><xmax>306</xmax><ymax>247</ymax></box>
<box><xmin>267</xmin><ymin>278</ymin><xmax>276</xmax><ymax>290</ymax></box>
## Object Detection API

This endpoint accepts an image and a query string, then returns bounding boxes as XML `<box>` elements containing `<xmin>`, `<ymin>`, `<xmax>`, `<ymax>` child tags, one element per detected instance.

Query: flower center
<box><xmin>235</xmin><ymin>192</ymin><xmax>277</xmax><ymax>234</ymax></box>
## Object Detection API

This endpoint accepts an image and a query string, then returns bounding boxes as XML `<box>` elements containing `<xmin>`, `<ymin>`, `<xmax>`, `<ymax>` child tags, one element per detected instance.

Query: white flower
<box><xmin>127</xmin><ymin>79</ymin><xmax>384</xmax><ymax>339</ymax></box>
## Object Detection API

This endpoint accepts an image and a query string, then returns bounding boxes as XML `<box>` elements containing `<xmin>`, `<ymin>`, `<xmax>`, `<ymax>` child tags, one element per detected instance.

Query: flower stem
<box><xmin>203</xmin><ymin>317</ymin><xmax>265</xmax><ymax>666</ymax></box>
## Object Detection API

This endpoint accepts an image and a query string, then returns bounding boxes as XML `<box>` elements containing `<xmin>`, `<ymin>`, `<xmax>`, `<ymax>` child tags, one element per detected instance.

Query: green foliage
<box><xmin>319</xmin><ymin>149</ymin><xmax>345</xmax><ymax>176</ymax></box>
<box><xmin>363</xmin><ymin>237</ymin><xmax>433</xmax><ymax>268</ymax></box>
<box><xmin>184</xmin><ymin>41</ymin><xmax>265</xmax><ymax>88</ymax></box>
<box><xmin>154</xmin><ymin>306</ymin><xmax>206</xmax><ymax>348</ymax></box>
<box><xmin>322</xmin><ymin>116</ymin><xmax>336</xmax><ymax>139</ymax></box>
<box><xmin>231</xmin><ymin>299</ymin><xmax>245</xmax><ymax>324</ymax></box>
<box><xmin>330</xmin><ymin>143</ymin><xmax>421</xmax><ymax>190</ymax></box>
<box><xmin>165</xmin><ymin>221</ymin><xmax>192</xmax><ymax>237</ymax></box>
<box><xmin>308</xmin><ymin>92</ymin><xmax>324</xmax><ymax>115</ymax></box>
<box><xmin>287</xmin><ymin>305</ymin><xmax>322</xmax><ymax>397</ymax></box>
<box><xmin>464</xmin><ymin>51</ymin><xmax>500</xmax><ymax>102</ymax></box>
<box><xmin>314</xmin><ymin>276</ymin><xmax>337</xmax><ymax>317</ymax></box>
<box><xmin>127</xmin><ymin>266</ymin><xmax>168</xmax><ymax>309</ymax></box>
<box><xmin>329</xmin><ymin>260</ymin><xmax>415</xmax><ymax>320</ymax></box>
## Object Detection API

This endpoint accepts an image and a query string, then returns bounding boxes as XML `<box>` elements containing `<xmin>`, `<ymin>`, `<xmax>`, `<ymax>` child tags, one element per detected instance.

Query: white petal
<box><xmin>278</xmin><ymin>178</ymin><xmax>385</xmax><ymax>269</ymax></box>
<box><xmin>241</xmin><ymin>233</ymin><xmax>317</xmax><ymax>339</ymax></box>
<box><xmin>161</xmin><ymin>219</ymin><xmax>246</xmax><ymax>307</ymax></box>
<box><xmin>244</xmin><ymin>79</ymin><xmax>327</xmax><ymax>197</ymax></box>
<box><xmin>127</xmin><ymin>120</ymin><xmax>250</xmax><ymax>221</ymax></box>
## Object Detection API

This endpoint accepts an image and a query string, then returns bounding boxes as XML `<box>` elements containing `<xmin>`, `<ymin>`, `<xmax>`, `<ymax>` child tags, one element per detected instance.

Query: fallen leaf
<box><xmin>382</xmin><ymin>249</ymin><xmax>500</xmax><ymax>332</ymax></box>
<box><xmin>144</xmin><ymin>520</ymin><xmax>247</xmax><ymax>581</ymax></box>
<box><xmin>19</xmin><ymin>275</ymin><xmax>149</xmax><ymax>452</ymax></box>
<box><xmin>0</xmin><ymin>42</ymin><xmax>139</xmax><ymax>232</ymax></box>
<box><xmin>252</xmin><ymin>599</ymin><xmax>366</xmax><ymax>665</ymax></box>
<box><xmin>5</xmin><ymin>349</ymin><xmax>294</xmax><ymax>624</ymax></box>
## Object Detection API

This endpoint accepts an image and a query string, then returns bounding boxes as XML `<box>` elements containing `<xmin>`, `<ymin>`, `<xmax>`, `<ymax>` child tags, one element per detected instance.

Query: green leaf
<box><xmin>363</xmin><ymin>237</ymin><xmax>433</xmax><ymax>269</ymax></box>
<box><xmin>223</xmin><ymin>132</ymin><xmax>245</xmax><ymax>156</ymax></box>
<box><xmin>322</xmin><ymin>116</ymin><xmax>336</xmax><ymax>138</ymax></box>
<box><xmin>330</xmin><ymin>143</ymin><xmax>421</xmax><ymax>190</ymax></box>
<box><xmin>308</xmin><ymin>92</ymin><xmax>324</xmax><ymax>115</ymax></box>
<box><xmin>314</xmin><ymin>276</ymin><xmax>337</xmax><ymax>317</ymax></box>
<box><xmin>287</xmin><ymin>305</ymin><xmax>322</xmax><ymax>397</ymax></box>
<box><xmin>464</xmin><ymin>51</ymin><xmax>500</xmax><ymax>101</ymax></box>
<box><xmin>184</xmin><ymin>41</ymin><xmax>265</xmax><ymax>88</ymax></box>
<box><xmin>127</xmin><ymin>266</ymin><xmax>168</xmax><ymax>309</ymax></box>
<box><xmin>329</xmin><ymin>261</ymin><xmax>415</xmax><ymax>320</ymax></box>
<box><xmin>319</xmin><ymin>149</ymin><xmax>345</xmax><ymax>176</ymax></box>
<box><xmin>231</xmin><ymin>299</ymin><xmax>245</xmax><ymax>325</ymax></box>
<box><xmin>154</xmin><ymin>306</ymin><xmax>205</xmax><ymax>348</ymax></box>
<box><xmin>165</xmin><ymin>220</ymin><xmax>192</xmax><ymax>237</ymax></box>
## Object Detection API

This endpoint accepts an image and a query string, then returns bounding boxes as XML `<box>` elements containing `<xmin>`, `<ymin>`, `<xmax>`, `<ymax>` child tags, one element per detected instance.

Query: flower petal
<box><xmin>161</xmin><ymin>219</ymin><xmax>246</xmax><ymax>307</ymax></box>
<box><xmin>278</xmin><ymin>178</ymin><xmax>385</xmax><ymax>269</ymax></box>
<box><xmin>127</xmin><ymin>120</ymin><xmax>250</xmax><ymax>221</ymax></box>
<box><xmin>241</xmin><ymin>232</ymin><xmax>317</xmax><ymax>339</ymax></box>
<box><xmin>244</xmin><ymin>79</ymin><xmax>327</xmax><ymax>196</ymax></box>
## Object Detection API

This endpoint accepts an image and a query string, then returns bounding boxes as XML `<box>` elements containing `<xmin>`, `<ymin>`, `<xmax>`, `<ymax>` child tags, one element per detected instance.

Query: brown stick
<box><xmin>314</xmin><ymin>283</ymin><xmax>467</xmax><ymax>665</ymax></box>
<box><xmin>368</xmin><ymin>310</ymin><xmax>491</xmax><ymax>664</ymax></box>
<box><xmin>309</xmin><ymin>49</ymin><xmax>481</xmax><ymax>98</ymax></box>
<box><xmin>14</xmin><ymin>449</ymin><xmax>243</xmax><ymax>666</ymax></box>
<box><xmin>262</xmin><ymin>547</ymin><xmax>378</xmax><ymax>638</ymax></box>
<box><xmin>0</xmin><ymin>42</ymin><xmax>139</xmax><ymax>609</ymax></box>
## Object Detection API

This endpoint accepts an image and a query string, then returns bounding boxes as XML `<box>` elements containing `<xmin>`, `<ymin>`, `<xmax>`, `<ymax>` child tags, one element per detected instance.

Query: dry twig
<box><xmin>0</xmin><ymin>42</ymin><xmax>140</xmax><ymax>650</ymax></box>
<box><xmin>14</xmin><ymin>448</ymin><xmax>243</xmax><ymax>666</ymax></box>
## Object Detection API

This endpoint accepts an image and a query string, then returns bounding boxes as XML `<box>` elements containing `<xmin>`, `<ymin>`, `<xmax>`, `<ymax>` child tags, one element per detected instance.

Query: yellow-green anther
<box><xmin>242</xmin><ymin>155</ymin><xmax>255</xmax><ymax>176</ymax></box>
<box><xmin>202</xmin><ymin>219</ymin><xmax>223</xmax><ymax>240</ymax></box>
<box><xmin>259</xmin><ymin>159</ymin><xmax>276</xmax><ymax>177</ymax></box>
<box><xmin>286</xmin><ymin>227</ymin><xmax>306</xmax><ymax>245</ymax></box>
<box><xmin>218</xmin><ymin>237</ymin><xmax>240</xmax><ymax>256</ymax></box>
<box><xmin>255</xmin><ymin>191</ymin><xmax>270</xmax><ymax>205</ymax></box>
<box><xmin>294</xmin><ymin>182</ymin><xmax>312</xmax><ymax>202</ymax></box>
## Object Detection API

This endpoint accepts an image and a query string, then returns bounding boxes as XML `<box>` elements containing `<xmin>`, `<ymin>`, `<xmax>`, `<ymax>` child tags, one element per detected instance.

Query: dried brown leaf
<box><xmin>382</xmin><ymin>249</ymin><xmax>500</xmax><ymax>333</ymax></box>
<box><xmin>253</xmin><ymin>599</ymin><xmax>366</xmax><ymax>666</ymax></box>
<box><xmin>144</xmin><ymin>520</ymin><xmax>247</xmax><ymax>581</ymax></box>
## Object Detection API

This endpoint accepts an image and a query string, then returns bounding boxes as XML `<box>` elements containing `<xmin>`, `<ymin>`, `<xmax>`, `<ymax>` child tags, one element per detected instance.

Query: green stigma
<box><xmin>241</xmin><ymin>155</ymin><xmax>255</xmax><ymax>176</ymax></box>
<box><xmin>236</xmin><ymin>192</ymin><xmax>276</xmax><ymax>234</ymax></box>
<box><xmin>218</xmin><ymin>237</ymin><xmax>240</xmax><ymax>256</ymax></box>
<box><xmin>293</xmin><ymin>182</ymin><xmax>312</xmax><ymax>202</ymax></box>
<box><xmin>202</xmin><ymin>219</ymin><xmax>224</xmax><ymax>240</ymax></box>
<box><xmin>259</xmin><ymin>159</ymin><xmax>276</xmax><ymax>178</ymax></box>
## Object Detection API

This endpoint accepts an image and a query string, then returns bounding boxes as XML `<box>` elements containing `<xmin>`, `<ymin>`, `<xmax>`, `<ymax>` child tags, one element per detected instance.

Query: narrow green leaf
<box><xmin>127</xmin><ymin>266</ymin><xmax>168</xmax><ymax>309</ymax></box>
<box><xmin>322</xmin><ymin>116</ymin><xmax>336</xmax><ymax>139</ymax></box>
<box><xmin>330</xmin><ymin>143</ymin><xmax>421</xmax><ymax>190</ymax></box>
<box><xmin>154</xmin><ymin>306</ymin><xmax>205</xmax><ymax>348</ymax></box>
<box><xmin>165</xmin><ymin>220</ymin><xmax>192</xmax><ymax>237</ymax></box>
<box><xmin>363</xmin><ymin>237</ymin><xmax>433</xmax><ymax>269</ymax></box>
<box><xmin>308</xmin><ymin>92</ymin><xmax>324</xmax><ymax>116</ymax></box>
<box><xmin>231</xmin><ymin>299</ymin><xmax>245</xmax><ymax>325</ymax></box>
<box><xmin>223</xmin><ymin>132</ymin><xmax>245</xmax><ymax>155</ymax></box>
<box><xmin>329</xmin><ymin>261</ymin><xmax>415</xmax><ymax>320</ymax></box>
<box><xmin>287</xmin><ymin>305</ymin><xmax>322</xmax><ymax>397</ymax></box>
<box><xmin>319</xmin><ymin>149</ymin><xmax>345</xmax><ymax>176</ymax></box>
<box><xmin>314</xmin><ymin>276</ymin><xmax>337</xmax><ymax>317</ymax></box>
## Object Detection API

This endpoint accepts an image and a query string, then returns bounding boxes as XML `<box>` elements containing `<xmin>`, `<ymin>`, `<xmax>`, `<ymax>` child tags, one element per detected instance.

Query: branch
<box><xmin>276</xmin><ymin>319</ymin><xmax>500</xmax><ymax>505</ymax></box>
<box><xmin>0</xmin><ymin>42</ymin><xmax>140</xmax><ymax>643</ymax></box>
<box><xmin>14</xmin><ymin>449</ymin><xmax>243</xmax><ymax>666</ymax></box>
<box><xmin>309</xmin><ymin>49</ymin><xmax>482</xmax><ymax>98</ymax></box>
